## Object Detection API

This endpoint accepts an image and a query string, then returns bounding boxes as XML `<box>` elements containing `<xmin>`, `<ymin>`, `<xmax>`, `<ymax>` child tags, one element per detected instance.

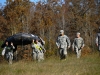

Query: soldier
<box><xmin>31</xmin><ymin>39</ymin><xmax>46</xmax><ymax>62</ymax></box>
<box><xmin>31</xmin><ymin>39</ymin><xmax>37</xmax><ymax>60</ymax></box>
<box><xmin>56</xmin><ymin>30</ymin><xmax>71</xmax><ymax>60</ymax></box>
<box><xmin>72</xmin><ymin>32</ymin><xmax>84</xmax><ymax>58</ymax></box>
<box><xmin>2</xmin><ymin>42</ymin><xmax>15</xmax><ymax>64</ymax></box>
<box><xmin>96</xmin><ymin>27</ymin><xmax>100</xmax><ymax>52</ymax></box>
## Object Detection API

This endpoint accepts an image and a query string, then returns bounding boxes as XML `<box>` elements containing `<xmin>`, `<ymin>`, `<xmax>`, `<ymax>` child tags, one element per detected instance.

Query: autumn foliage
<box><xmin>0</xmin><ymin>0</ymin><xmax>100</xmax><ymax>55</ymax></box>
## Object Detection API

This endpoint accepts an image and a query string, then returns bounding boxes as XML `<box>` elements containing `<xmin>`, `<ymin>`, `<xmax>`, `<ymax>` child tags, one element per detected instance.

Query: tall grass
<box><xmin>0</xmin><ymin>52</ymin><xmax>100</xmax><ymax>75</ymax></box>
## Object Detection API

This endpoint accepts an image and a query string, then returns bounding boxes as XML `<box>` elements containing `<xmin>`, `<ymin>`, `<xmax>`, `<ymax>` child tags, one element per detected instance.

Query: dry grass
<box><xmin>0</xmin><ymin>52</ymin><xmax>100</xmax><ymax>75</ymax></box>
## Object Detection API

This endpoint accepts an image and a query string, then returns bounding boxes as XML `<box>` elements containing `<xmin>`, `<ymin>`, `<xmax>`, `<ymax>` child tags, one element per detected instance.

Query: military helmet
<box><xmin>77</xmin><ymin>32</ymin><xmax>80</xmax><ymax>35</ymax></box>
<box><xmin>60</xmin><ymin>30</ymin><xmax>64</xmax><ymax>34</ymax></box>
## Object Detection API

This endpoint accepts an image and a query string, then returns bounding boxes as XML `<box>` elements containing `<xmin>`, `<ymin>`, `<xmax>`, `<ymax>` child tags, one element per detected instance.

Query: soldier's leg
<box><xmin>63</xmin><ymin>47</ymin><xmax>67</xmax><ymax>59</ymax></box>
<box><xmin>99</xmin><ymin>45</ymin><xmax>100</xmax><ymax>56</ymax></box>
<box><xmin>37</xmin><ymin>52</ymin><xmax>42</xmax><ymax>62</ymax></box>
<box><xmin>33</xmin><ymin>52</ymin><xmax>37</xmax><ymax>60</ymax></box>
<box><xmin>6</xmin><ymin>53</ymin><xmax>9</xmax><ymax>61</ymax></box>
<box><xmin>59</xmin><ymin>48</ymin><xmax>63</xmax><ymax>60</ymax></box>
<box><xmin>11</xmin><ymin>51</ymin><xmax>13</xmax><ymax>60</ymax></box>
<box><xmin>9</xmin><ymin>52</ymin><xmax>13</xmax><ymax>64</ymax></box>
<box><xmin>15</xmin><ymin>50</ymin><xmax>18</xmax><ymax>61</ymax></box>
<box><xmin>76</xmin><ymin>48</ymin><xmax>79</xmax><ymax>58</ymax></box>
<box><xmin>41</xmin><ymin>51</ymin><xmax>44</xmax><ymax>60</ymax></box>
<box><xmin>39</xmin><ymin>51</ymin><xmax>44</xmax><ymax>61</ymax></box>
<box><xmin>78</xmin><ymin>50</ymin><xmax>81</xmax><ymax>58</ymax></box>
<box><xmin>99</xmin><ymin>45</ymin><xmax>100</xmax><ymax>51</ymax></box>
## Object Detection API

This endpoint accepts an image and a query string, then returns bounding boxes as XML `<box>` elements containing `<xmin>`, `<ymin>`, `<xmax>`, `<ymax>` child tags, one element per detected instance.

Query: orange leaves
<box><xmin>3</xmin><ymin>0</ymin><xmax>31</xmax><ymax>34</ymax></box>
<box><xmin>0</xmin><ymin>0</ymin><xmax>100</xmax><ymax>51</ymax></box>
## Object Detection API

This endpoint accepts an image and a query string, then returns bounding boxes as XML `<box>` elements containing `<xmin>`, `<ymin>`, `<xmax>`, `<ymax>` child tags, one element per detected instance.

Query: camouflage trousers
<box><xmin>37</xmin><ymin>51</ymin><xmax>44</xmax><ymax>62</ymax></box>
<box><xmin>59</xmin><ymin>47</ymin><xmax>67</xmax><ymax>60</ymax></box>
<box><xmin>33</xmin><ymin>50</ymin><xmax>44</xmax><ymax>62</ymax></box>
<box><xmin>99</xmin><ymin>45</ymin><xmax>100</xmax><ymax>51</ymax></box>
<box><xmin>75</xmin><ymin>48</ymin><xmax>81</xmax><ymax>58</ymax></box>
<box><xmin>33</xmin><ymin>51</ymin><xmax>37</xmax><ymax>60</ymax></box>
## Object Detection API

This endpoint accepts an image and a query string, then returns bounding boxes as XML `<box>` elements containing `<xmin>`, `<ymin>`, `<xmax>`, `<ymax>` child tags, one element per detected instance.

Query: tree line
<box><xmin>0</xmin><ymin>0</ymin><xmax>100</xmax><ymax>53</ymax></box>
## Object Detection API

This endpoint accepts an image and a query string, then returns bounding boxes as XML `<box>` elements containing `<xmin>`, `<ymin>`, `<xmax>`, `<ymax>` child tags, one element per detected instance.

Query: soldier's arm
<box><xmin>56</xmin><ymin>37</ymin><xmax>60</xmax><ymax>48</ymax></box>
<box><xmin>31</xmin><ymin>44</ymin><xmax>34</xmax><ymax>48</ymax></box>
<box><xmin>11</xmin><ymin>43</ymin><xmax>15</xmax><ymax>49</ymax></box>
<box><xmin>10</xmin><ymin>45</ymin><xmax>15</xmax><ymax>50</ymax></box>
<box><xmin>96</xmin><ymin>36</ymin><xmax>98</xmax><ymax>46</ymax></box>
<box><xmin>72</xmin><ymin>39</ymin><xmax>76</xmax><ymax>51</ymax></box>
<box><xmin>2</xmin><ymin>47</ymin><xmax>6</xmax><ymax>56</ymax></box>
<box><xmin>40</xmin><ymin>43</ymin><xmax>46</xmax><ymax>53</ymax></box>
<box><xmin>40</xmin><ymin>37</ymin><xmax>45</xmax><ymax>45</ymax></box>
<box><xmin>66</xmin><ymin>36</ymin><xmax>71</xmax><ymax>48</ymax></box>
<box><xmin>12</xmin><ymin>46</ymin><xmax>15</xmax><ymax>49</ymax></box>
<box><xmin>81</xmin><ymin>38</ymin><xmax>85</xmax><ymax>48</ymax></box>
<box><xmin>40</xmin><ymin>43</ymin><xmax>45</xmax><ymax>50</ymax></box>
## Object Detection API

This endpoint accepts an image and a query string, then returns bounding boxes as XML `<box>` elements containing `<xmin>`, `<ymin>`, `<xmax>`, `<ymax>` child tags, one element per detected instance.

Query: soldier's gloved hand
<box><xmin>44</xmin><ymin>50</ymin><xmax>46</xmax><ymax>53</ymax></box>
<box><xmin>81</xmin><ymin>46</ymin><xmax>84</xmax><ymax>49</ymax></box>
<box><xmin>72</xmin><ymin>48</ymin><xmax>74</xmax><ymax>51</ymax></box>
<box><xmin>58</xmin><ymin>46</ymin><xmax>60</xmax><ymax>49</ymax></box>
<box><xmin>96</xmin><ymin>44</ymin><xmax>98</xmax><ymax>47</ymax></box>
<box><xmin>11</xmin><ymin>42</ymin><xmax>13</xmax><ymax>46</ymax></box>
<box><xmin>68</xmin><ymin>46</ymin><xmax>70</xmax><ymax>49</ymax></box>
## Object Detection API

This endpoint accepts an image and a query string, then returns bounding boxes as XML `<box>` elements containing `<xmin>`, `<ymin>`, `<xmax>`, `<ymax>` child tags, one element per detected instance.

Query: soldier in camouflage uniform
<box><xmin>72</xmin><ymin>32</ymin><xmax>84</xmax><ymax>58</ymax></box>
<box><xmin>31</xmin><ymin>39</ymin><xmax>46</xmax><ymax>62</ymax></box>
<box><xmin>56</xmin><ymin>30</ymin><xmax>71</xmax><ymax>60</ymax></box>
<box><xmin>96</xmin><ymin>27</ymin><xmax>100</xmax><ymax>51</ymax></box>
<box><xmin>2</xmin><ymin>42</ymin><xmax>15</xmax><ymax>64</ymax></box>
<box><xmin>31</xmin><ymin>39</ymin><xmax>37</xmax><ymax>60</ymax></box>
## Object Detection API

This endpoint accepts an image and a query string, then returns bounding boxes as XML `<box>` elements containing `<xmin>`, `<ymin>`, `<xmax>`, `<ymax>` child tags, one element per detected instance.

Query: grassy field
<box><xmin>0</xmin><ymin>53</ymin><xmax>100</xmax><ymax>75</ymax></box>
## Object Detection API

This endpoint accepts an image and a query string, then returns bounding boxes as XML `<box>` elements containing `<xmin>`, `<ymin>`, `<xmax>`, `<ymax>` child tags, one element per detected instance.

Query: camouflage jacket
<box><xmin>72</xmin><ymin>37</ymin><xmax>84</xmax><ymax>50</ymax></box>
<box><xmin>96</xmin><ymin>32</ymin><xmax>100</xmax><ymax>45</ymax></box>
<box><xmin>56</xmin><ymin>35</ymin><xmax>71</xmax><ymax>48</ymax></box>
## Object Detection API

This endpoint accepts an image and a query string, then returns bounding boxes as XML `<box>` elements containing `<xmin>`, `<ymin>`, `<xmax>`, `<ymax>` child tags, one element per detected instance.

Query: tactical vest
<box><xmin>6</xmin><ymin>46</ymin><xmax>13</xmax><ymax>51</ymax></box>
<box><xmin>34</xmin><ymin>44</ymin><xmax>42</xmax><ymax>50</ymax></box>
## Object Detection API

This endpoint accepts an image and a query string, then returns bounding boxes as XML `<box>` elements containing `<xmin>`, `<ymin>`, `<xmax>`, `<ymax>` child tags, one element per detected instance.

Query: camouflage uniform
<box><xmin>2</xmin><ymin>45</ymin><xmax>15</xmax><ymax>60</ymax></box>
<box><xmin>72</xmin><ymin>37</ymin><xmax>84</xmax><ymax>58</ymax></box>
<box><xmin>56</xmin><ymin>35</ymin><xmax>71</xmax><ymax>59</ymax></box>
<box><xmin>96</xmin><ymin>32</ymin><xmax>100</xmax><ymax>51</ymax></box>
<box><xmin>31</xmin><ymin>43</ymin><xmax>37</xmax><ymax>60</ymax></box>
<box><xmin>31</xmin><ymin>42</ymin><xmax>46</xmax><ymax>62</ymax></box>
